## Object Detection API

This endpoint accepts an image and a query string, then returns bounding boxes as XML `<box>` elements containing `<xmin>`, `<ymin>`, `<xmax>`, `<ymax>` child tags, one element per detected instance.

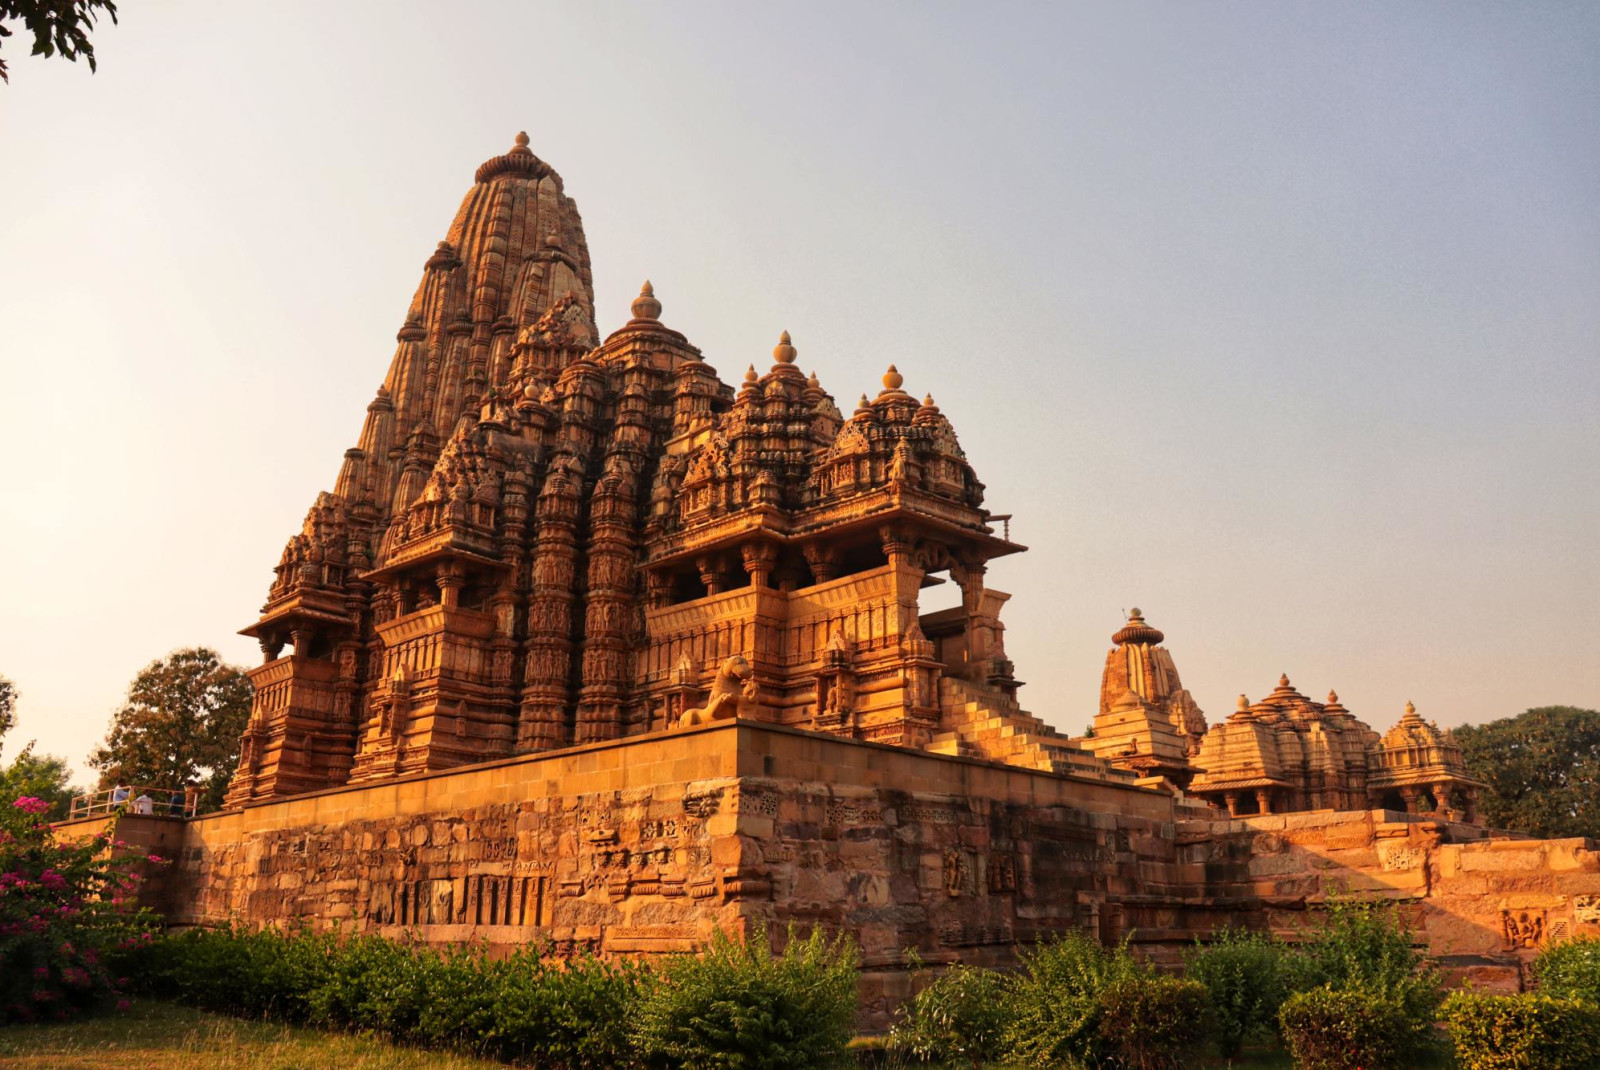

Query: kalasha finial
<box><xmin>773</xmin><ymin>330</ymin><xmax>797</xmax><ymax>364</ymax></box>
<box><xmin>807</xmin><ymin>370</ymin><xmax>820</xmax><ymax>389</ymax></box>
<box><xmin>1404</xmin><ymin>700</ymin><xmax>1418</xmax><ymax>718</ymax></box>
<box><xmin>855</xmin><ymin>393</ymin><xmax>872</xmax><ymax>415</ymax></box>
<box><xmin>883</xmin><ymin>364</ymin><xmax>905</xmax><ymax>391</ymax></box>
<box><xmin>512</xmin><ymin>131</ymin><xmax>532</xmax><ymax>154</ymax></box>
<box><xmin>1112</xmin><ymin>607</ymin><xmax>1164</xmax><ymax>647</ymax></box>
<box><xmin>1278</xmin><ymin>673</ymin><xmax>1291</xmax><ymax>688</ymax></box>
<box><xmin>631</xmin><ymin>279</ymin><xmax>661</xmax><ymax>321</ymax></box>
<box><xmin>1238</xmin><ymin>695</ymin><xmax>1251</xmax><ymax>711</ymax></box>
<box><xmin>1328</xmin><ymin>689</ymin><xmax>1339</xmax><ymax>703</ymax></box>
<box><xmin>744</xmin><ymin>364</ymin><xmax>759</xmax><ymax>383</ymax></box>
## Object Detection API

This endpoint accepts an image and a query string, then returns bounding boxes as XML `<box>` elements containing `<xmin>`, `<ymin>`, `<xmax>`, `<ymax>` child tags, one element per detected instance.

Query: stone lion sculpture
<box><xmin>678</xmin><ymin>655</ymin><xmax>758</xmax><ymax>728</ymax></box>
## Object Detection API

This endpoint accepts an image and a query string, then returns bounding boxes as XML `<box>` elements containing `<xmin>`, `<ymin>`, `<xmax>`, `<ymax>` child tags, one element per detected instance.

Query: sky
<box><xmin>1</xmin><ymin>2</ymin><xmax>1596</xmax><ymax>783</ymax></box>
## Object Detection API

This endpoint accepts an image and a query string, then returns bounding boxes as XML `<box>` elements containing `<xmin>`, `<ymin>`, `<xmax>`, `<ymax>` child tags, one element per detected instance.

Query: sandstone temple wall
<box><xmin>78</xmin><ymin>722</ymin><xmax>1600</xmax><ymax>1025</ymax></box>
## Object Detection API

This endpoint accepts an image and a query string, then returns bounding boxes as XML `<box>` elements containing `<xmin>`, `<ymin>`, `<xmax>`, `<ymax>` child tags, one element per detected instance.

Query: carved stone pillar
<box><xmin>696</xmin><ymin>554</ymin><xmax>729</xmax><ymax>596</ymax></box>
<box><xmin>1400</xmin><ymin>786</ymin><xmax>1421</xmax><ymax>814</ymax></box>
<box><xmin>1254</xmin><ymin>788</ymin><xmax>1274</xmax><ymax>815</ymax></box>
<box><xmin>645</xmin><ymin>570</ymin><xmax>673</xmax><ymax>609</ymax></box>
<box><xmin>802</xmin><ymin>543</ymin><xmax>837</xmax><ymax>584</ymax></box>
<box><xmin>879</xmin><ymin>525</ymin><xmax>912</xmax><ymax>570</ymax></box>
<box><xmin>1224</xmin><ymin>791</ymin><xmax>1241</xmax><ymax>817</ymax></box>
<box><xmin>740</xmin><ymin>542</ymin><xmax>778</xmax><ymax>589</ymax></box>
<box><xmin>436</xmin><ymin>561</ymin><xmax>466</xmax><ymax>609</ymax></box>
<box><xmin>1433</xmin><ymin>783</ymin><xmax>1454</xmax><ymax>815</ymax></box>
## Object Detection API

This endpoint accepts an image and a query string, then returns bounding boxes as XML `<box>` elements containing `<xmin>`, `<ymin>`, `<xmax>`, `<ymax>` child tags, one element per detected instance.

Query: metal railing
<box><xmin>67</xmin><ymin>785</ymin><xmax>199</xmax><ymax>820</ymax></box>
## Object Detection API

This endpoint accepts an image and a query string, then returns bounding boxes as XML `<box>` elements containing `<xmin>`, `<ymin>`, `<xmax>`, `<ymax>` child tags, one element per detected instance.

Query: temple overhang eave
<box><xmin>644</xmin><ymin>495</ymin><xmax>1022</xmax><ymax>571</ymax></box>
<box><xmin>240</xmin><ymin>594</ymin><xmax>353</xmax><ymax>640</ymax></box>
<box><xmin>1367</xmin><ymin>767</ymin><xmax>1487</xmax><ymax>792</ymax></box>
<box><xmin>1188</xmin><ymin>776</ymin><xmax>1293</xmax><ymax>793</ymax></box>
<box><xmin>362</xmin><ymin>540</ymin><xmax>508</xmax><ymax>585</ymax></box>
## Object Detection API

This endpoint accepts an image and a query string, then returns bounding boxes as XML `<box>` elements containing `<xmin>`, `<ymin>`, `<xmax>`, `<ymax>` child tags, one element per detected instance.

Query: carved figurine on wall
<box><xmin>677</xmin><ymin>655</ymin><xmax>757</xmax><ymax>727</ymax></box>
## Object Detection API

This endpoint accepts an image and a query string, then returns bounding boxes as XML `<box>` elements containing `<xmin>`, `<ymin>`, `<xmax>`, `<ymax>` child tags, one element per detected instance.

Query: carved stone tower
<box><xmin>225</xmin><ymin>134</ymin><xmax>1127</xmax><ymax>808</ymax></box>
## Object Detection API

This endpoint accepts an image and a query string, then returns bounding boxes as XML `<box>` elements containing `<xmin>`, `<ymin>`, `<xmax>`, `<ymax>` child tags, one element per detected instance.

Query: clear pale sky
<box><xmin>1</xmin><ymin>2</ymin><xmax>1596</xmax><ymax>783</ymax></box>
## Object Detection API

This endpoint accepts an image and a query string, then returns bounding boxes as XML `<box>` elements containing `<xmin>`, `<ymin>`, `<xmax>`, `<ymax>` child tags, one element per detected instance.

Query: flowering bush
<box><xmin>0</xmin><ymin>792</ymin><xmax>162</xmax><ymax>1022</ymax></box>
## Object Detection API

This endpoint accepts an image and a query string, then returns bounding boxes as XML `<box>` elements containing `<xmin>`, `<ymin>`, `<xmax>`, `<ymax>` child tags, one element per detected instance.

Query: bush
<box><xmin>0</xmin><ymin>793</ymin><xmax>162</xmax><ymax>1023</ymax></box>
<box><xmin>135</xmin><ymin>925</ymin><xmax>642</xmax><ymax>1066</ymax></box>
<box><xmin>486</xmin><ymin>948</ymin><xmax>643</xmax><ymax>1068</ymax></box>
<box><xmin>1001</xmin><ymin>929</ymin><xmax>1147</xmax><ymax>1067</ymax></box>
<box><xmin>1281</xmin><ymin>897</ymin><xmax>1442</xmax><ymax>1062</ymax></box>
<box><xmin>1443</xmin><ymin>990</ymin><xmax>1600</xmax><ymax>1070</ymax></box>
<box><xmin>1279</xmin><ymin>984</ymin><xmax>1423</xmax><ymax>1070</ymax></box>
<box><xmin>1097</xmin><ymin>975</ymin><xmax>1212</xmax><ymax>1070</ymax></box>
<box><xmin>632</xmin><ymin>925</ymin><xmax>859</xmax><ymax>1070</ymax></box>
<box><xmin>1536</xmin><ymin>935</ymin><xmax>1600</xmax><ymax>1004</ymax></box>
<box><xmin>887</xmin><ymin>961</ymin><xmax>1010</xmax><ymax>1067</ymax></box>
<box><xmin>1183</xmin><ymin>926</ymin><xmax>1286</xmax><ymax>1057</ymax></box>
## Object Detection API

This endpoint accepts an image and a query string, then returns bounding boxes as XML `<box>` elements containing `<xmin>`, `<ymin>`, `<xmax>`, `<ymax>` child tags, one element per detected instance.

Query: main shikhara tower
<box><xmin>223</xmin><ymin>134</ymin><xmax>1108</xmax><ymax>805</ymax></box>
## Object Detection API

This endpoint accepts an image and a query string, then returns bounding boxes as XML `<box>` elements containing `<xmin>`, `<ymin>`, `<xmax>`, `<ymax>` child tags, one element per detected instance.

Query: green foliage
<box><xmin>887</xmin><ymin>960</ymin><xmax>1010</xmax><ymax>1067</ymax></box>
<box><xmin>485</xmin><ymin>949</ymin><xmax>643</xmax><ymax>1068</ymax></box>
<box><xmin>1536</xmin><ymin>935</ymin><xmax>1600</xmax><ymax>1004</ymax></box>
<box><xmin>1453</xmin><ymin>706</ymin><xmax>1600</xmax><ymax>837</ymax></box>
<box><xmin>137</xmin><ymin>922</ymin><xmax>858</xmax><ymax>1070</ymax></box>
<box><xmin>1183</xmin><ymin>926</ymin><xmax>1287</xmax><ymax>1057</ymax></box>
<box><xmin>87</xmin><ymin>647</ymin><xmax>253</xmax><ymax>812</ymax></box>
<box><xmin>0</xmin><ymin>0</ymin><xmax>118</xmax><ymax>84</ymax></box>
<box><xmin>1443</xmin><ymin>990</ymin><xmax>1600</xmax><ymax>1070</ymax></box>
<box><xmin>1001</xmin><ymin>929</ymin><xmax>1147</xmax><ymax>1067</ymax></box>
<box><xmin>0</xmin><ymin>743</ymin><xmax>78</xmax><ymax>822</ymax></box>
<box><xmin>632</xmin><ymin>924</ymin><xmax>859</xmax><ymax>1070</ymax></box>
<box><xmin>0</xmin><ymin>790</ymin><xmax>162</xmax><ymax>1023</ymax></box>
<box><xmin>0</xmin><ymin>675</ymin><xmax>15</xmax><ymax>749</ymax></box>
<box><xmin>1096</xmin><ymin>974</ymin><xmax>1212</xmax><ymax>1070</ymax></box>
<box><xmin>1259</xmin><ymin>900</ymin><xmax>1445</xmax><ymax>1068</ymax></box>
<box><xmin>1279</xmin><ymin>984</ymin><xmax>1424</xmax><ymax>1070</ymax></box>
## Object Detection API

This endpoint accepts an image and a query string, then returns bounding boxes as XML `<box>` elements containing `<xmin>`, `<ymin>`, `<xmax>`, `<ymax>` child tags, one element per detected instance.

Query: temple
<box><xmin>225</xmin><ymin>133</ymin><xmax>1119</xmax><ymax>808</ymax></box>
<box><xmin>78</xmin><ymin>134</ymin><xmax>1585</xmax><ymax>1016</ymax></box>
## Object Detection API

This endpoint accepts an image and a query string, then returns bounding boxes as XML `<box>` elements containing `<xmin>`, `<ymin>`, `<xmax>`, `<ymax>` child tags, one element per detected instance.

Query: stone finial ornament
<box><xmin>883</xmin><ymin>364</ymin><xmax>904</xmax><ymax>391</ymax></box>
<box><xmin>631</xmin><ymin>280</ymin><xmax>661</xmax><ymax>321</ymax></box>
<box><xmin>773</xmin><ymin>330</ymin><xmax>797</xmax><ymax>364</ymax></box>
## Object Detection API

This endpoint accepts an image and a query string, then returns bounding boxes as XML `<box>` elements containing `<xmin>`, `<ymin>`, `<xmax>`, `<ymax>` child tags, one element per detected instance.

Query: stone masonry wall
<box><xmin>81</xmin><ymin>721</ymin><xmax>1600</xmax><ymax>1027</ymax></box>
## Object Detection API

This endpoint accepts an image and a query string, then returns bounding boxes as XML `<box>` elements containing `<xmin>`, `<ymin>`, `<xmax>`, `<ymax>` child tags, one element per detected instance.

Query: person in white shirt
<box><xmin>133</xmin><ymin>793</ymin><xmax>154</xmax><ymax>815</ymax></box>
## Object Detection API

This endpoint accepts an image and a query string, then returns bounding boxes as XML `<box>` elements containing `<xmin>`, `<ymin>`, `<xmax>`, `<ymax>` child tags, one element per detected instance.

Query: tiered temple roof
<box><xmin>225</xmin><ymin>135</ymin><xmax>1124</xmax><ymax>806</ymax></box>
<box><xmin>1081</xmin><ymin>609</ymin><xmax>1207</xmax><ymax>786</ymax></box>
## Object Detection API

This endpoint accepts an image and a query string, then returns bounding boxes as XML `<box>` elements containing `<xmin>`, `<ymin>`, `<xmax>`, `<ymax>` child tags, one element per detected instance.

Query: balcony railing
<box><xmin>67</xmin><ymin>785</ymin><xmax>198</xmax><ymax>820</ymax></box>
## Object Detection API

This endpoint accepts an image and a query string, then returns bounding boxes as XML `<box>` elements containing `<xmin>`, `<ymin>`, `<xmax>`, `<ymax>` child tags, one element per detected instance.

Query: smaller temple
<box><xmin>1185</xmin><ymin>674</ymin><xmax>1482</xmax><ymax>821</ymax></box>
<box><xmin>1081</xmin><ymin>609</ymin><xmax>1206</xmax><ymax>786</ymax></box>
<box><xmin>1367</xmin><ymin>701</ymin><xmax>1485</xmax><ymax>822</ymax></box>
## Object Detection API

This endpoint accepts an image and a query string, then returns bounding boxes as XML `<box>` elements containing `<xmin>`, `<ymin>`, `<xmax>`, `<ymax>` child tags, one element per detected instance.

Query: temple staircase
<box><xmin>927</xmin><ymin>676</ymin><xmax>1136</xmax><ymax>782</ymax></box>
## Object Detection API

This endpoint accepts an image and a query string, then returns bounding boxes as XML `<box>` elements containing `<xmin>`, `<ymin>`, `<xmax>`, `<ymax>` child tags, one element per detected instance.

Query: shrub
<box><xmin>136</xmin><ymin>925</ymin><xmax>642</xmax><ymax>1065</ymax></box>
<box><xmin>1536</xmin><ymin>935</ymin><xmax>1600</xmax><ymax>1004</ymax></box>
<box><xmin>1281</xmin><ymin>897</ymin><xmax>1442</xmax><ymax>1061</ymax></box>
<box><xmin>0</xmin><ymin>793</ymin><xmax>162</xmax><ymax>1023</ymax></box>
<box><xmin>486</xmin><ymin>948</ymin><xmax>644</xmax><ymax>1068</ymax></box>
<box><xmin>631</xmin><ymin>924</ymin><xmax>859</xmax><ymax>1070</ymax></box>
<box><xmin>887</xmin><ymin>960</ymin><xmax>1010</xmax><ymax>1067</ymax></box>
<box><xmin>1183</xmin><ymin>926</ymin><xmax>1286</xmax><ymax>1057</ymax></box>
<box><xmin>1443</xmin><ymin>990</ymin><xmax>1600</xmax><ymax>1070</ymax></box>
<box><xmin>1279</xmin><ymin>984</ymin><xmax>1422</xmax><ymax>1070</ymax></box>
<box><xmin>1097</xmin><ymin>974</ymin><xmax>1212</xmax><ymax>1070</ymax></box>
<box><xmin>1001</xmin><ymin>929</ymin><xmax>1147</xmax><ymax>1067</ymax></box>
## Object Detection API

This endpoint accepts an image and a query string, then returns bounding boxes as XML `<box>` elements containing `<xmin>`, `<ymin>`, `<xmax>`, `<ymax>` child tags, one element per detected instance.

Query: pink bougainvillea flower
<box><xmin>11</xmin><ymin>797</ymin><xmax>50</xmax><ymax>814</ymax></box>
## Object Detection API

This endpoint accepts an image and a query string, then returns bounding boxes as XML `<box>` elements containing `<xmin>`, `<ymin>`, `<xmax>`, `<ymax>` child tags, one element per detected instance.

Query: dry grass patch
<box><xmin>0</xmin><ymin>1000</ymin><xmax>502</xmax><ymax>1070</ymax></box>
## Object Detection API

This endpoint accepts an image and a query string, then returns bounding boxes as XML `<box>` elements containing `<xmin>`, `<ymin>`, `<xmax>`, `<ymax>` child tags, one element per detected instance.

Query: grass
<box><xmin>0</xmin><ymin>1001</ymin><xmax>503</xmax><ymax>1070</ymax></box>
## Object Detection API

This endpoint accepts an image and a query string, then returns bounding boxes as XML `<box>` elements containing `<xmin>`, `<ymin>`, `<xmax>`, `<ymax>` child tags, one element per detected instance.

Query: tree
<box><xmin>0</xmin><ymin>0</ymin><xmax>117</xmax><ymax>83</ymax></box>
<box><xmin>0</xmin><ymin>741</ymin><xmax>78</xmax><ymax>821</ymax></box>
<box><xmin>0</xmin><ymin>674</ymin><xmax>16</xmax><ymax>756</ymax></box>
<box><xmin>1453</xmin><ymin>706</ymin><xmax>1600</xmax><ymax>838</ymax></box>
<box><xmin>87</xmin><ymin>648</ymin><xmax>253</xmax><ymax>813</ymax></box>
